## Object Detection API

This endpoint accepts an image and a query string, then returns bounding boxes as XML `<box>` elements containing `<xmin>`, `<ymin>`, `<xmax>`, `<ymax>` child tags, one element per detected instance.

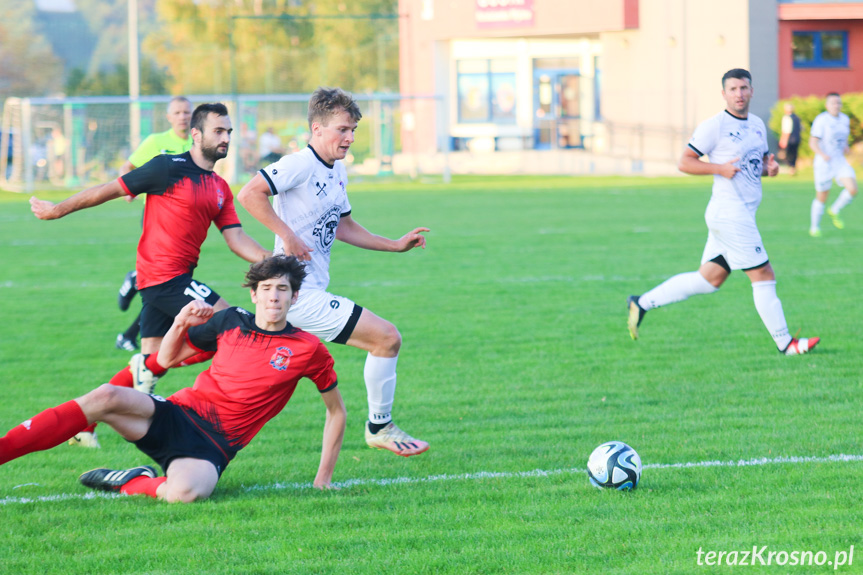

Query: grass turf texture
<box><xmin>0</xmin><ymin>174</ymin><xmax>861</xmax><ymax>574</ymax></box>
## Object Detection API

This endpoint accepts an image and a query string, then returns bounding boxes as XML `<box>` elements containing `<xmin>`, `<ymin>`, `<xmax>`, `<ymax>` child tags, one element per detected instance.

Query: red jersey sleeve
<box><xmin>307</xmin><ymin>340</ymin><xmax>338</xmax><ymax>392</ymax></box>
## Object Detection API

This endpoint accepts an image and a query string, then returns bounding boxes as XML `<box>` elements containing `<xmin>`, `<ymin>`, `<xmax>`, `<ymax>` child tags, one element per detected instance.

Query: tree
<box><xmin>142</xmin><ymin>0</ymin><xmax>398</xmax><ymax>95</ymax></box>
<box><xmin>65</xmin><ymin>61</ymin><xmax>169</xmax><ymax>97</ymax></box>
<box><xmin>0</xmin><ymin>0</ymin><xmax>63</xmax><ymax>99</ymax></box>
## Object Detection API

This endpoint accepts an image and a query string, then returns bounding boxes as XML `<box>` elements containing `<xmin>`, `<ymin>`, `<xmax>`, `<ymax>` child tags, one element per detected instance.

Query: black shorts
<box><xmin>139</xmin><ymin>274</ymin><xmax>221</xmax><ymax>338</ymax></box>
<box><xmin>132</xmin><ymin>395</ymin><xmax>238</xmax><ymax>477</ymax></box>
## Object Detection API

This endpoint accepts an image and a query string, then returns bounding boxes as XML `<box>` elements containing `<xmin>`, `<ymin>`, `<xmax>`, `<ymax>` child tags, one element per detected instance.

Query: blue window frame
<box><xmin>792</xmin><ymin>31</ymin><xmax>848</xmax><ymax>68</ymax></box>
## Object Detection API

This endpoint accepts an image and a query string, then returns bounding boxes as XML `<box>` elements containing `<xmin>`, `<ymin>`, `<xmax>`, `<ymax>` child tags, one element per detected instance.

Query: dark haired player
<box><xmin>115</xmin><ymin>96</ymin><xmax>195</xmax><ymax>353</ymax></box>
<box><xmin>30</xmin><ymin>103</ymin><xmax>271</xmax><ymax>447</ymax></box>
<box><xmin>627</xmin><ymin>68</ymin><xmax>818</xmax><ymax>356</ymax></box>
<box><xmin>0</xmin><ymin>255</ymin><xmax>346</xmax><ymax>501</ymax></box>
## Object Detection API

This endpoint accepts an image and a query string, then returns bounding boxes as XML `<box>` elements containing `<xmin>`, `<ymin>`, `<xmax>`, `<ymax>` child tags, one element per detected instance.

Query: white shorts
<box><xmin>814</xmin><ymin>156</ymin><xmax>856</xmax><ymax>192</ymax></box>
<box><xmin>701</xmin><ymin>200</ymin><xmax>768</xmax><ymax>271</ymax></box>
<box><xmin>286</xmin><ymin>289</ymin><xmax>362</xmax><ymax>343</ymax></box>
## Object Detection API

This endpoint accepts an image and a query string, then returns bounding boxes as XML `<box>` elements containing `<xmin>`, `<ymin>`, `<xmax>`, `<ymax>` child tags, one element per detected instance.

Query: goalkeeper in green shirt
<box><xmin>115</xmin><ymin>97</ymin><xmax>193</xmax><ymax>354</ymax></box>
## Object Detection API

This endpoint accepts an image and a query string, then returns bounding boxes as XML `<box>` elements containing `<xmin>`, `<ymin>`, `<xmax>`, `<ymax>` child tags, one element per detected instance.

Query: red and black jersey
<box><xmin>168</xmin><ymin>307</ymin><xmax>338</xmax><ymax>449</ymax></box>
<box><xmin>118</xmin><ymin>152</ymin><xmax>242</xmax><ymax>289</ymax></box>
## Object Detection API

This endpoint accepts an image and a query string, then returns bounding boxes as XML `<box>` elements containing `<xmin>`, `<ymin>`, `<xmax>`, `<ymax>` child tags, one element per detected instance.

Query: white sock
<box><xmin>365</xmin><ymin>354</ymin><xmax>397</xmax><ymax>425</ymax></box>
<box><xmin>830</xmin><ymin>189</ymin><xmax>854</xmax><ymax>214</ymax></box>
<box><xmin>811</xmin><ymin>199</ymin><xmax>824</xmax><ymax>230</ymax></box>
<box><xmin>751</xmin><ymin>280</ymin><xmax>792</xmax><ymax>350</ymax></box>
<box><xmin>639</xmin><ymin>271</ymin><xmax>718</xmax><ymax>310</ymax></box>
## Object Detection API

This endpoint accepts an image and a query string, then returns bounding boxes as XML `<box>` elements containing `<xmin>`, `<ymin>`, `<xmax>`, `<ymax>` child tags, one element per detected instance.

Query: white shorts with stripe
<box><xmin>286</xmin><ymin>288</ymin><xmax>362</xmax><ymax>343</ymax></box>
<box><xmin>700</xmin><ymin>199</ymin><xmax>768</xmax><ymax>271</ymax></box>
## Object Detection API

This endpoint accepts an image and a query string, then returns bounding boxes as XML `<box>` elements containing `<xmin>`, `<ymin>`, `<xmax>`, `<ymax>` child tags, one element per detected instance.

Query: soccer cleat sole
<box><xmin>118</xmin><ymin>271</ymin><xmax>138</xmax><ymax>311</ymax></box>
<box><xmin>367</xmin><ymin>441</ymin><xmax>430</xmax><ymax>458</ymax></box>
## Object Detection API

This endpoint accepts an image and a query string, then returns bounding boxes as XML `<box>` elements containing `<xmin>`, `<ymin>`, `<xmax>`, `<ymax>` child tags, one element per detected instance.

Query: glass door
<box><xmin>533</xmin><ymin>63</ymin><xmax>582</xmax><ymax>149</ymax></box>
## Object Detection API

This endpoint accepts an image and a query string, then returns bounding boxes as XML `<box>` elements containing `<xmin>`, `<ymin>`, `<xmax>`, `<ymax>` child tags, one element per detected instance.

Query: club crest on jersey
<box><xmin>216</xmin><ymin>188</ymin><xmax>225</xmax><ymax>209</ymax></box>
<box><xmin>313</xmin><ymin>206</ymin><xmax>341</xmax><ymax>251</ymax></box>
<box><xmin>728</xmin><ymin>130</ymin><xmax>743</xmax><ymax>142</ymax></box>
<box><xmin>270</xmin><ymin>347</ymin><xmax>293</xmax><ymax>371</ymax></box>
<box><xmin>314</xmin><ymin>181</ymin><xmax>327</xmax><ymax>196</ymax></box>
<box><xmin>739</xmin><ymin>149</ymin><xmax>763</xmax><ymax>183</ymax></box>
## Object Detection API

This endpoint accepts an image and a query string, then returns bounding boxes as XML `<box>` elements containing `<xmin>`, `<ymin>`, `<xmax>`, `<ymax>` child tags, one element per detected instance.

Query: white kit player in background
<box><xmin>808</xmin><ymin>92</ymin><xmax>857</xmax><ymax>237</ymax></box>
<box><xmin>627</xmin><ymin>68</ymin><xmax>819</xmax><ymax>356</ymax></box>
<box><xmin>238</xmin><ymin>87</ymin><xmax>430</xmax><ymax>457</ymax></box>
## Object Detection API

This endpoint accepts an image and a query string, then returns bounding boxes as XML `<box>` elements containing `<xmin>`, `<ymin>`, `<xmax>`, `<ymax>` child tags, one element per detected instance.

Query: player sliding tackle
<box><xmin>627</xmin><ymin>68</ymin><xmax>818</xmax><ymax>356</ymax></box>
<box><xmin>0</xmin><ymin>256</ymin><xmax>346</xmax><ymax>501</ymax></box>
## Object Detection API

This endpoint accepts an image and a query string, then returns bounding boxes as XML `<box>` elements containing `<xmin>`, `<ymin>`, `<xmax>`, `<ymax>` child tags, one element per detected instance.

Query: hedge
<box><xmin>769</xmin><ymin>93</ymin><xmax>863</xmax><ymax>159</ymax></box>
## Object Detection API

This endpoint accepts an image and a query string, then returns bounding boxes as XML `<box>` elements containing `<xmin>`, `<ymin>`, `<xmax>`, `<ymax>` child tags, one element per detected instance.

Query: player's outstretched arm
<box><xmin>313</xmin><ymin>387</ymin><xmax>347</xmax><ymax>490</ymax></box>
<box><xmin>678</xmin><ymin>147</ymin><xmax>740</xmax><ymax>179</ymax></box>
<box><xmin>222</xmin><ymin>227</ymin><xmax>272</xmax><ymax>263</ymax></box>
<box><xmin>30</xmin><ymin>180</ymin><xmax>126</xmax><ymax>220</ymax></box>
<box><xmin>237</xmin><ymin>174</ymin><xmax>313</xmax><ymax>261</ymax></box>
<box><xmin>393</xmin><ymin>227</ymin><xmax>429</xmax><ymax>252</ymax></box>
<box><xmin>336</xmin><ymin>215</ymin><xmax>429</xmax><ymax>252</ymax></box>
<box><xmin>158</xmin><ymin>301</ymin><xmax>214</xmax><ymax>369</ymax></box>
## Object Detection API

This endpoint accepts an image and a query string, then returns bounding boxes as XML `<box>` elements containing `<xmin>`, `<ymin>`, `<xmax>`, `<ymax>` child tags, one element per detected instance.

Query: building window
<box><xmin>792</xmin><ymin>31</ymin><xmax>848</xmax><ymax>68</ymax></box>
<box><xmin>457</xmin><ymin>59</ymin><xmax>517</xmax><ymax>124</ymax></box>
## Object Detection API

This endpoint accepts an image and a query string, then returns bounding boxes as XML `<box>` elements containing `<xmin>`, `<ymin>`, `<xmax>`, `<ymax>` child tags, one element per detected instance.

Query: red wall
<box><xmin>779</xmin><ymin>19</ymin><xmax>863</xmax><ymax>98</ymax></box>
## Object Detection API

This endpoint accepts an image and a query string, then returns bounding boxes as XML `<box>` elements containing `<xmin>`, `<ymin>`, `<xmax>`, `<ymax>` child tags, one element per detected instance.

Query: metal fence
<box><xmin>1</xmin><ymin>93</ymin><xmax>443</xmax><ymax>192</ymax></box>
<box><xmin>1</xmin><ymin>94</ymin><xmax>692</xmax><ymax>190</ymax></box>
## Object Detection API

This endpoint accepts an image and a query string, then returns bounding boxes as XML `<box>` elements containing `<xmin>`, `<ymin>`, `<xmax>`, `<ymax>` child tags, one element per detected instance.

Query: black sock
<box><xmin>122</xmin><ymin>311</ymin><xmax>142</xmax><ymax>340</ymax></box>
<box><xmin>367</xmin><ymin>421</ymin><xmax>390</xmax><ymax>434</ymax></box>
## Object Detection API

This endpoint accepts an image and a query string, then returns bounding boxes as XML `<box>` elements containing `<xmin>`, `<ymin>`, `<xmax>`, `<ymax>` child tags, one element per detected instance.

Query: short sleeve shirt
<box><xmin>258</xmin><ymin>146</ymin><xmax>351</xmax><ymax>290</ymax></box>
<box><xmin>168</xmin><ymin>307</ymin><xmax>338</xmax><ymax>448</ymax></box>
<box><xmin>688</xmin><ymin>110</ymin><xmax>768</xmax><ymax>209</ymax></box>
<box><xmin>118</xmin><ymin>152</ymin><xmax>241</xmax><ymax>289</ymax></box>
<box><xmin>128</xmin><ymin>129</ymin><xmax>193</xmax><ymax>169</ymax></box>
<box><xmin>810</xmin><ymin>111</ymin><xmax>850</xmax><ymax>160</ymax></box>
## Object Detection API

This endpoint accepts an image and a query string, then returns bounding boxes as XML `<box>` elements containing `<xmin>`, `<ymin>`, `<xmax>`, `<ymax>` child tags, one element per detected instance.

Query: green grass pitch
<box><xmin>0</xmin><ymin>174</ymin><xmax>861</xmax><ymax>574</ymax></box>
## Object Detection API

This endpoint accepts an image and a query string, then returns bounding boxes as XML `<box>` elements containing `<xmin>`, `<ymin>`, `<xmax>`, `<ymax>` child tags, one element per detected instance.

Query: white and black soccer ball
<box><xmin>587</xmin><ymin>441</ymin><xmax>642</xmax><ymax>491</ymax></box>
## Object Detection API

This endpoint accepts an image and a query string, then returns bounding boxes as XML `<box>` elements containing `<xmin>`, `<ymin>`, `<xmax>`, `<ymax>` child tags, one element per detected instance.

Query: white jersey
<box><xmin>688</xmin><ymin>110</ymin><xmax>769</xmax><ymax>211</ymax></box>
<box><xmin>259</xmin><ymin>146</ymin><xmax>351</xmax><ymax>290</ymax></box>
<box><xmin>810</xmin><ymin>111</ymin><xmax>850</xmax><ymax>160</ymax></box>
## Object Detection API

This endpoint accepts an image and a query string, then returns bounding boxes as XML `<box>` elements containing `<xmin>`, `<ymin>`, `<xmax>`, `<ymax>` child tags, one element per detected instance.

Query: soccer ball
<box><xmin>587</xmin><ymin>441</ymin><xmax>642</xmax><ymax>490</ymax></box>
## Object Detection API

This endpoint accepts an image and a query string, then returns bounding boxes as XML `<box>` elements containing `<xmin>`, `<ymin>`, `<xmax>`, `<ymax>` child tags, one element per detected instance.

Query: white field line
<box><xmin>2</xmin><ymin>453</ymin><xmax>862</xmax><ymax>506</ymax></box>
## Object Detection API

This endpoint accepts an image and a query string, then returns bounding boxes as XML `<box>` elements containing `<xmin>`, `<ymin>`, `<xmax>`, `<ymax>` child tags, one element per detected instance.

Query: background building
<box><xmin>398</xmin><ymin>0</ymin><xmax>863</xmax><ymax>175</ymax></box>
